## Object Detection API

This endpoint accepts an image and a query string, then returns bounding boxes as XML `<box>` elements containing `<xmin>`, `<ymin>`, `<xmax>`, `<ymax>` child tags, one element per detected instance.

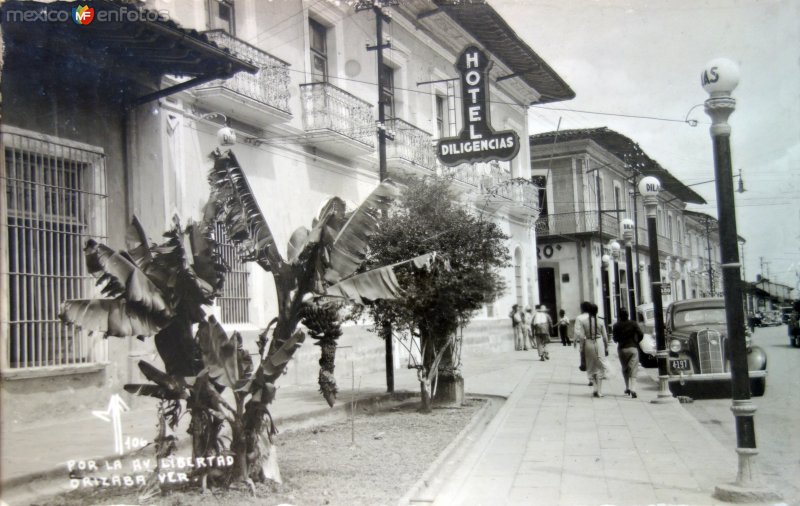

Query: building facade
<box><xmin>529</xmin><ymin>128</ymin><xmax>706</xmax><ymax>325</ymax></box>
<box><xmin>1</xmin><ymin>1</ymin><xmax>573</xmax><ymax>421</ymax></box>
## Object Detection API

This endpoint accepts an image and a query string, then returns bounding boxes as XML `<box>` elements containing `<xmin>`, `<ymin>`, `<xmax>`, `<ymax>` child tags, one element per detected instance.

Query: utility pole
<box><xmin>356</xmin><ymin>0</ymin><xmax>398</xmax><ymax>392</ymax></box>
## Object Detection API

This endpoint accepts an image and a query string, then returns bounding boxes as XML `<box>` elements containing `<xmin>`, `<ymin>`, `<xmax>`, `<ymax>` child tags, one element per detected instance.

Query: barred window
<box><xmin>214</xmin><ymin>222</ymin><xmax>250</xmax><ymax>324</ymax></box>
<box><xmin>2</xmin><ymin>126</ymin><xmax>108</xmax><ymax>369</ymax></box>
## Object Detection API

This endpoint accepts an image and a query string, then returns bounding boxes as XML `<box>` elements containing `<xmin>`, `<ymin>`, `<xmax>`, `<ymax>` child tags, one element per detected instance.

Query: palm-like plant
<box><xmin>60</xmin><ymin>149</ymin><xmax>440</xmax><ymax>493</ymax></box>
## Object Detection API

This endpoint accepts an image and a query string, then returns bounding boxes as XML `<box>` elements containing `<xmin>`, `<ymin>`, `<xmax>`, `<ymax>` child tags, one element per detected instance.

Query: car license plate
<box><xmin>670</xmin><ymin>359</ymin><xmax>690</xmax><ymax>371</ymax></box>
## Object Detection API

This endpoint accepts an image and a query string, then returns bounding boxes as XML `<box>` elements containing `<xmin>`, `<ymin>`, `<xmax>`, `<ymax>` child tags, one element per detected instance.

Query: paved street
<box><xmin>682</xmin><ymin>324</ymin><xmax>800</xmax><ymax>506</ymax></box>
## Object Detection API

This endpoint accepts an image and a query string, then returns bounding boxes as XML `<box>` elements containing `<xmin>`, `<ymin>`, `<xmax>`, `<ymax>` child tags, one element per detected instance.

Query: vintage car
<box><xmin>665</xmin><ymin>298</ymin><xmax>767</xmax><ymax>397</ymax></box>
<box><xmin>635</xmin><ymin>303</ymin><xmax>658</xmax><ymax>368</ymax></box>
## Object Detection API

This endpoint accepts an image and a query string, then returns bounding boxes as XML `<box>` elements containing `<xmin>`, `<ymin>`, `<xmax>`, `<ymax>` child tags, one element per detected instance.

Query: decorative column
<box><xmin>639</xmin><ymin>176</ymin><xmax>675</xmax><ymax>404</ymax></box>
<box><xmin>621</xmin><ymin>218</ymin><xmax>637</xmax><ymax>311</ymax></box>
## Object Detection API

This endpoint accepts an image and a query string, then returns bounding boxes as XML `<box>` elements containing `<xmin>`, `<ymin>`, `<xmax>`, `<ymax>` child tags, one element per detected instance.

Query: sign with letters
<box><xmin>436</xmin><ymin>46</ymin><xmax>520</xmax><ymax>166</ymax></box>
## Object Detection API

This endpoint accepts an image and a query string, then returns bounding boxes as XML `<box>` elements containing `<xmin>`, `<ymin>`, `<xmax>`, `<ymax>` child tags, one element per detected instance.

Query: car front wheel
<box><xmin>750</xmin><ymin>377</ymin><xmax>766</xmax><ymax>397</ymax></box>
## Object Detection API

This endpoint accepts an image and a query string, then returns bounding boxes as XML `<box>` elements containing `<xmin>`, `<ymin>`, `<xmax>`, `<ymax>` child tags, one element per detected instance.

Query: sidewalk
<box><xmin>428</xmin><ymin>344</ymin><xmax>759</xmax><ymax>506</ymax></box>
<box><xmin>0</xmin><ymin>342</ymin><xmax>767</xmax><ymax>506</ymax></box>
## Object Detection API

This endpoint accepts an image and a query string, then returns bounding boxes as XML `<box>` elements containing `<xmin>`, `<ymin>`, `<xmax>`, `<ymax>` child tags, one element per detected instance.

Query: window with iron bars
<box><xmin>214</xmin><ymin>222</ymin><xmax>250</xmax><ymax>324</ymax></box>
<box><xmin>2</xmin><ymin>126</ymin><xmax>108</xmax><ymax>370</ymax></box>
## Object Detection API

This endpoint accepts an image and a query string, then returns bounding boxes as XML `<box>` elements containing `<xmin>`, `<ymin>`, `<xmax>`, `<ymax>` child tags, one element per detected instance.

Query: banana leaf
<box><xmin>84</xmin><ymin>240</ymin><xmax>172</xmax><ymax>317</ymax></box>
<box><xmin>123</xmin><ymin>383</ymin><xmax>187</xmax><ymax>400</ymax></box>
<box><xmin>125</xmin><ymin>216</ymin><xmax>153</xmax><ymax>268</ymax></box>
<box><xmin>196</xmin><ymin>316</ymin><xmax>239</xmax><ymax>389</ymax></box>
<box><xmin>59</xmin><ymin>298</ymin><xmax>164</xmax><ymax>338</ymax></box>
<box><xmin>324</xmin><ymin>179</ymin><xmax>401</xmax><ymax>283</ymax></box>
<box><xmin>262</xmin><ymin>329</ymin><xmax>305</xmax><ymax>379</ymax></box>
<box><xmin>207</xmin><ymin>150</ymin><xmax>283</xmax><ymax>272</ymax></box>
<box><xmin>186</xmin><ymin>219</ymin><xmax>225</xmax><ymax>295</ymax></box>
<box><xmin>324</xmin><ymin>265</ymin><xmax>404</xmax><ymax>304</ymax></box>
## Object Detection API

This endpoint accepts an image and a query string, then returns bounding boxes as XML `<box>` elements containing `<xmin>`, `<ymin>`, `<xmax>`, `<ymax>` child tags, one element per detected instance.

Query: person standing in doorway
<box><xmin>533</xmin><ymin>305</ymin><xmax>553</xmax><ymax>361</ymax></box>
<box><xmin>557</xmin><ymin>309</ymin><xmax>571</xmax><ymax>346</ymax></box>
<box><xmin>574</xmin><ymin>302</ymin><xmax>609</xmax><ymax>397</ymax></box>
<box><xmin>612</xmin><ymin>308</ymin><xmax>643</xmax><ymax>398</ymax></box>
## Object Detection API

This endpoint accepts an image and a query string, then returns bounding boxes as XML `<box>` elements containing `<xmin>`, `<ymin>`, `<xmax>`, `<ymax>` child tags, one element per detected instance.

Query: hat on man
<box><xmin>537</xmin><ymin>304</ymin><xmax>548</xmax><ymax>312</ymax></box>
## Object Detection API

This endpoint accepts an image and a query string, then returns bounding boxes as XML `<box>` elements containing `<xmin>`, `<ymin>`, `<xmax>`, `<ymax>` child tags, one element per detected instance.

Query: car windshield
<box><xmin>673</xmin><ymin>308</ymin><xmax>726</xmax><ymax>327</ymax></box>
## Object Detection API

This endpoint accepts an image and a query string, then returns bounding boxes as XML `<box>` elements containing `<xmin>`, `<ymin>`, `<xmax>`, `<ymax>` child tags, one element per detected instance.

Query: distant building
<box><xmin>529</xmin><ymin>127</ymin><xmax>706</xmax><ymax>324</ymax></box>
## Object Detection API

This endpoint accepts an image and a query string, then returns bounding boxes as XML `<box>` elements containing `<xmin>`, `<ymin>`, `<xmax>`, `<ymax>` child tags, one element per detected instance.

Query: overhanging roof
<box><xmin>1</xmin><ymin>0</ymin><xmax>257</xmax><ymax>102</ymax></box>
<box><xmin>530</xmin><ymin>127</ymin><xmax>707</xmax><ymax>205</ymax></box>
<box><xmin>431</xmin><ymin>0</ymin><xmax>575</xmax><ymax>104</ymax></box>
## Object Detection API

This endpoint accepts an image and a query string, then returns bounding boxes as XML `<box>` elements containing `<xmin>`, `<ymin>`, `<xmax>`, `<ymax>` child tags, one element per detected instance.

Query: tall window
<box><xmin>208</xmin><ymin>0</ymin><xmax>235</xmax><ymax>34</ymax></box>
<box><xmin>614</xmin><ymin>185</ymin><xmax>622</xmax><ymax>226</ymax></box>
<box><xmin>435</xmin><ymin>95</ymin><xmax>446</xmax><ymax>138</ymax></box>
<box><xmin>2</xmin><ymin>127</ymin><xmax>107</xmax><ymax>369</ymax></box>
<box><xmin>380</xmin><ymin>63</ymin><xmax>395</xmax><ymax>120</ymax></box>
<box><xmin>309</xmin><ymin>18</ymin><xmax>327</xmax><ymax>83</ymax></box>
<box><xmin>532</xmin><ymin>175</ymin><xmax>547</xmax><ymax>217</ymax></box>
<box><xmin>214</xmin><ymin>223</ymin><xmax>250</xmax><ymax>324</ymax></box>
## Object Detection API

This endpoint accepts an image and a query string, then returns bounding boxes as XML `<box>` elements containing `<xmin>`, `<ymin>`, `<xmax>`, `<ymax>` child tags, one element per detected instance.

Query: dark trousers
<box><xmin>559</xmin><ymin>324</ymin><xmax>571</xmax><ymax>346</ymax></box>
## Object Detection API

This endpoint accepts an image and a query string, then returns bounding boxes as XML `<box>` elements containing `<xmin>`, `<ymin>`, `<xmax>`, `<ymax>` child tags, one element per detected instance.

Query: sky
<box><xmin>490</xmin><ymin>0</ymin><xmax>800</xmax><ymax>291</ymax></box>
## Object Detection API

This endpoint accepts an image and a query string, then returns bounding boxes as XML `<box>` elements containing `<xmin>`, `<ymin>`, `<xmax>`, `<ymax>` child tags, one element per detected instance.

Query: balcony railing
<box><xmin>657</xmin><ymin>234</ymin><xmax>674</xmax><ymax>256</ymax></box>
<box><xmin>386</xmin><ymin>118</ymin><xmax>436</xmax><ymax>170</ymax></box>
<box><xmin>195</xmin><ymin>30</ymin><xmax>291</xmax><ymax>123</ymax></box>
<box><xmin>300</xmin><ymin>82</ymin><xmax>374</xmax><ymax>150</ymax></box>
<box><xmin>535</xmin><ymin>211</ymin><xmax>619</xmax><ymax>237</ymax></box>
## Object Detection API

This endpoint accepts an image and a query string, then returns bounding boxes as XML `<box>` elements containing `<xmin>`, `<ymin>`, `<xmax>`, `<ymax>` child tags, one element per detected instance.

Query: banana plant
<box><xmin>205</xmin><ymin>149</ymin><xmax>444</xmax><ymax>483</ymax></box>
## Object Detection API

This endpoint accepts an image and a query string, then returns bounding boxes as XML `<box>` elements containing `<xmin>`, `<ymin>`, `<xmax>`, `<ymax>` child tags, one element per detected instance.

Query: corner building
<box><xmin>529</xmin><ymin>128</ymin><xmax>706</xmax><ymax>326</ymax></box>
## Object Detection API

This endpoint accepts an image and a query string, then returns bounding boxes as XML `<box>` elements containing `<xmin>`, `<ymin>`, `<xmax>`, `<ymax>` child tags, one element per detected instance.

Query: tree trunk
<box><xmin>433</xmin><ymin>369</ymin><xmax>464</xmax><ymax>406</ymax></box>
<box><xmin>419</xmin><ymin>376</ymin><xmax>432</xmax><ymax>414</ymax></box>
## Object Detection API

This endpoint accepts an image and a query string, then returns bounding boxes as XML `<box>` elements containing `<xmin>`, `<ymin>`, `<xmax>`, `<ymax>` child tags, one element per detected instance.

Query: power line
<box><xmin>531</xmin><ymin>105</ymin><xmax>705</xmax><ymax>125</ymax></box>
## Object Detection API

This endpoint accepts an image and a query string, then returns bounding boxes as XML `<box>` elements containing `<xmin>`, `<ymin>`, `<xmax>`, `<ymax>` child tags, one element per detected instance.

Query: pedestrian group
<box><xmin>512</xmin><ymin>300</ymin><xmax>644</xmax><ymax>399</ymax></box>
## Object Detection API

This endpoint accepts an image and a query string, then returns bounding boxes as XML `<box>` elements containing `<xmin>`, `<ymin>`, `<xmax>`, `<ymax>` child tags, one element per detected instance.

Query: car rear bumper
<box><xmin>667</xmin><ymin>370</ymin><xmax>767</xmax><ymax>382</ymax></box>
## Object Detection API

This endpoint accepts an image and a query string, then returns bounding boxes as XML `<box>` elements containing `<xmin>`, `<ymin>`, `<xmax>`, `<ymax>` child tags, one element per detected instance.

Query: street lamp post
<box><xmin>610</xmin><ymin>240</ymin><xmax>622</xmax><ymax>315</ymax></box>
<box><xmin>702</xmin><ymin>58</ymin><xmax>780</xmax><ymax>502</ymax></box>
<box><xmin>621</xmin><ymin>219</ymin><xmax>637</xmax><ymax>312</ymax></box>
<box><xmin>601</xmin><ymin>253</ymin><xmax>612</xmax><ymax>327</ymax></box>
<box><xmin>639</xmin><ymin>176</ymin><xmax>675</xmax><ymax>404</ymax></box>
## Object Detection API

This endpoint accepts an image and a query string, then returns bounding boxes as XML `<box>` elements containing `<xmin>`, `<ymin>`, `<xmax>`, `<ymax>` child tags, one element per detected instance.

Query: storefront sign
<box><xmin>436</xmin><ymin>46</ymin><xmax>520</xmax><ymax>166</ymax></box>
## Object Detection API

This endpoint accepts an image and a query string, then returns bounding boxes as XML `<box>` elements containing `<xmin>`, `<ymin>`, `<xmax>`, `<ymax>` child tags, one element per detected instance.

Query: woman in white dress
<box><xmin>574</xmin><ymin>301</ymin><xmax>610</xmax><ymax>397</ymax></box>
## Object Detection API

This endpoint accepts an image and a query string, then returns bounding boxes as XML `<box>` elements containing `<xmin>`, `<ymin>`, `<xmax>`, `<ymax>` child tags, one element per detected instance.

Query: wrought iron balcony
<box><xmin>300</xmin><ymin>82</ymin><xmax>375</xmax><ymax>157</ymax></box>
<box><xmin>441</xmin><ymin>161</ymin><xmax>539</xmax><ymax>217</ymax></box>
<box><xmin>386</xmin><ymin>118</ymin><xmax>437</xmax><ymax>175</ymax></box>
<box><xmin>195</xmin><ymin>30</ymin><xmax>292</xmax><ymax>126</ymax></box>
<box><xmin>535</xmin><ymin>211</ymin><xmax>620</xmax><ymax>238</ymax></box>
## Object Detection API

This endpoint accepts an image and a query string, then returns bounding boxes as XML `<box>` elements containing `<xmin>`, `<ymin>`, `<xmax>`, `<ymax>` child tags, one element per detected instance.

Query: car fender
<box><xmin>747</xmin><ymin>345</ymin><xmax>767</xmax><ymax>371</ymax></box>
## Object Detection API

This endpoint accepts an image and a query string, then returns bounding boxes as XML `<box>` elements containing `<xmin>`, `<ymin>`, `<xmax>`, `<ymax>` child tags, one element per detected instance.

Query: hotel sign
<box><xmin>436</xmin><ymin>46</ymin><xmax>520</xmax><ymax>166</ymax></box>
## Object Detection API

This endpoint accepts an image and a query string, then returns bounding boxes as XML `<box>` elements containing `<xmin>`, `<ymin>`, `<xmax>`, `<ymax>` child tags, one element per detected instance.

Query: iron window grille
<box><xmin>214</xmin><ymin>222</ymin><xmax>250</xmax><ymax>324</ymax></box>
<box><xmin>2</xmin><ymin>126</ymin><xmax>108</xmax><ymax>370</ymax></box>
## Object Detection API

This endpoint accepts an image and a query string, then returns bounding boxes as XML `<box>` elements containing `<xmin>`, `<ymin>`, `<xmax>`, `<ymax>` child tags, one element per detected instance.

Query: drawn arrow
<box><xmin>92</xmin><ymin>394</ymin><xmax>130</xmax><ymax>455</ymax></box>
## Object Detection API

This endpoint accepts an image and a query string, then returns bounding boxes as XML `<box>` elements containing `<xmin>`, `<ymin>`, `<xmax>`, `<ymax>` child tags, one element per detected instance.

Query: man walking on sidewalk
<box><xmin>532</xmin><ymin>305</ymin><xmax>553</xmax><ymax>361</ymax></box>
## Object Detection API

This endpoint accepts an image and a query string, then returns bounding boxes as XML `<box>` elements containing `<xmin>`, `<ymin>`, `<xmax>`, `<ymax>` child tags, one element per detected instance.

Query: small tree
<box><xmin>363</xmin><ymin>175</ymin><xmax>510</xmax><ymax>412</ymax></box>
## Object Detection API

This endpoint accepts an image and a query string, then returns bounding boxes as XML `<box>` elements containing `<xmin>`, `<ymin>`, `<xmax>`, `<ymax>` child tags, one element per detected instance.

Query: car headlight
<box><xmin>669</xmin><ymin>339</ymin><xmax>682</xmax><ymax>353</ymax></box>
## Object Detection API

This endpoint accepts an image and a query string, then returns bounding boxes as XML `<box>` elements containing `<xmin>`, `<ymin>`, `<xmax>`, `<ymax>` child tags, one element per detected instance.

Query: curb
<box><xmin>397</xmin><ymin>395</ymin><xmax>504</xmax><ymax>506</ymax></box>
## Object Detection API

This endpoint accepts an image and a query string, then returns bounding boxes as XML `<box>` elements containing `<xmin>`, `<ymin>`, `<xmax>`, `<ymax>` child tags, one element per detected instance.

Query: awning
<box><xmin>432</xmin><ymin>0</ymin><xmax>575</xmax><ymax>104</ymax></box>
<box><xmin>1</xmin><ymin>0</ymin><xmax>258</xmax><ymax>105</ymax></box>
